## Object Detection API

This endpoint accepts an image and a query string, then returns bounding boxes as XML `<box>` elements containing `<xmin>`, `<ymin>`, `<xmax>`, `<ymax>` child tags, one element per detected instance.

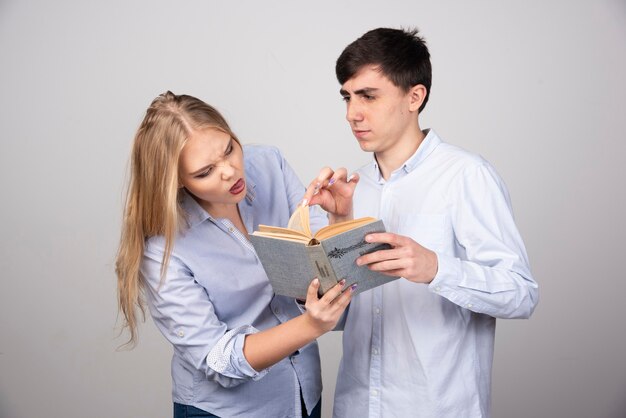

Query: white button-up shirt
<box><xmin>333</xmin><ymin>129</ymin><xmax>539</xmax><ymax>418</ymax></box>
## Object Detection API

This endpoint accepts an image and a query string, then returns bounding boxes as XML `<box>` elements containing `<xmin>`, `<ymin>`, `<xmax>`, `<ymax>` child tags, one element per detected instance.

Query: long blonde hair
<box><xmin>116</xmin><ymin>91</ymin><xmax>240</xmax><ymax>347</ymax></box>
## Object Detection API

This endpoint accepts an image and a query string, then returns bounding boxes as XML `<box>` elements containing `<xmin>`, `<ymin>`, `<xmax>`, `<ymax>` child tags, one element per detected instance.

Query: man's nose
<box><xmin>346</xmin><ymin>101</ymin><xmax>364</xmax><ymax>123</ymax></box>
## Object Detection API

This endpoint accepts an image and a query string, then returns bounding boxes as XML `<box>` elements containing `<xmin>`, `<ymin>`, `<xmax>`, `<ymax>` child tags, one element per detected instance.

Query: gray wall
<box><xmin>1</xmin><ymin>1</ymin><xmax>625</xmax><ymax>417</ymax></box>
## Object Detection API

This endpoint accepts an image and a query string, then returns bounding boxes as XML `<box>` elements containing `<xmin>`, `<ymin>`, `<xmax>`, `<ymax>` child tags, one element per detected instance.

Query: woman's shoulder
<box><xmin>243</xmin><ymin>144</ymin><xmax>287</xmax><ymax>174</ymax></box>
<box><xmin>243</xmin><ymin>144</ymin><xmax>283</xmax><ymax>162</ymax></box>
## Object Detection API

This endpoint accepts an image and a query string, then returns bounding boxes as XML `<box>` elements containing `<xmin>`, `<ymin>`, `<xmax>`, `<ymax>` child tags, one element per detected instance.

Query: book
<box><xmin>249</xmin><ymin>205</ymin><xmax>399</xmax><ymax>299</ymax></box>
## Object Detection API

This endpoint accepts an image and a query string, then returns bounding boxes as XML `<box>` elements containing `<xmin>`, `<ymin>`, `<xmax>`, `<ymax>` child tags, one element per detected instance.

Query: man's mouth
<box><xmin>353</xmin><ymin>129</ymin><xmax>370</xmax><ymax>139</ymax></box>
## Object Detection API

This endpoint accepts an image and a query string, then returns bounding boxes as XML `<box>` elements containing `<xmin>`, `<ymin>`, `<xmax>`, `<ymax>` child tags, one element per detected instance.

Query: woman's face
<box><xmin>178</xmin><ymin>127</ymin><xmax>246</xmax><ymax>217</ymax></box>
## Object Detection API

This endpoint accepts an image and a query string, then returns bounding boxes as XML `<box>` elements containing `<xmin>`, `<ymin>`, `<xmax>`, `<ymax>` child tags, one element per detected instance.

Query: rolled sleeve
<box><xmin>205</xmin><ymin>325</ymin><xmax>270</xmax><ymax>387</ymax></box>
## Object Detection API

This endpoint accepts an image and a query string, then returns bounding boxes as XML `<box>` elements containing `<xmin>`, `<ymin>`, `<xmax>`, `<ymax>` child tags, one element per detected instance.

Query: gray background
<box><xmin>1</xmin><ymin>1</ymin><xmax>625</xmax><ymax>417</ymax></box>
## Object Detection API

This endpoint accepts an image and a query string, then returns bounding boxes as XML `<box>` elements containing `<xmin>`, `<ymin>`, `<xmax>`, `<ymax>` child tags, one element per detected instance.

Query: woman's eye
<box><xmin>195</xmin><ymin>168</ymin><xmax>213</xmax><ymax>178</ymax></box>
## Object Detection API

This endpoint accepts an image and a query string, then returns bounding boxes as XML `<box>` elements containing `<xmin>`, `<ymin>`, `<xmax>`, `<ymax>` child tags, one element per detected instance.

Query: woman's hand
<box><xmin>243</xmin><ymin>277</ymin><xmax>354</xmax><ymax>371</ymax></box>
<box><xmin>302</xmin><ymin>278</ymin><xmax>354</xmax><ymax>334</ymax></box>
<box><xmin>302</xmin><ymin>167</ymin><xmax>359</xmax><ymax>223</ymax></box>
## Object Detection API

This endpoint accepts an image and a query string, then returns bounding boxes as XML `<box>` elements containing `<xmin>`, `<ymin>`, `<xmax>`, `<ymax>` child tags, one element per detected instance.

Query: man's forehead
<box><xmin>341</xmin><ymin>66</ymin><xmax>391</xmax><ymax>92</ymax></box>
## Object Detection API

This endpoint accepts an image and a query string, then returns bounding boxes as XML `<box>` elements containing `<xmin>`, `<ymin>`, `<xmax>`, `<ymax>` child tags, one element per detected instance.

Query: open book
<box><xmin>249</xmin><ymin>205</ymin><xmax>399</xmax><ymax>299</ymax></box>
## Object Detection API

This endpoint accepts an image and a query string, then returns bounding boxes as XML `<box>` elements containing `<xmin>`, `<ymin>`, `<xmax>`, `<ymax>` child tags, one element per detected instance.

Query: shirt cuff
<box><xmin>428</xmin><ymin>253</ymin><xmax>467</xmax><ymax>304</ymax></box>
<box><xmin>205</xmin><ymin>325</ymin><xmax>270</xmax><ymax>382</ymax></box>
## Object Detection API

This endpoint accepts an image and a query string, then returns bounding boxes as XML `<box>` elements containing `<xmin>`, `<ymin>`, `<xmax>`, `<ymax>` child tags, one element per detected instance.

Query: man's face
<box><xmin>340</xmin><ymin>66</ymin><xmax>418</xmax><ymax>156</ymax></box>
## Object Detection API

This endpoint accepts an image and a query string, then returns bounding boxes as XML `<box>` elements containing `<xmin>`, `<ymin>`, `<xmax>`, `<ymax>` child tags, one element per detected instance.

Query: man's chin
<box><xmin>356</xmin><ymin>139</ymin><xmax>376</xmax><ymax>152</ymax></box>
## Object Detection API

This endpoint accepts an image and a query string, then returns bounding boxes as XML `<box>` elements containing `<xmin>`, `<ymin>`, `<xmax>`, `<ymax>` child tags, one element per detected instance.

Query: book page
<box><xmin>252</xmin><ymin>226</ymin><xmax>311</xmax><ymax>242</ymax></box>
<box><xmin>287</xmin><ymin>204</ymin><xmax>313</xmax><ymax>237</ymax></box>
<box><xmin>314</xmin><ymin>216</ymin><xmax>377</xmax><ymax>241</ymax></box>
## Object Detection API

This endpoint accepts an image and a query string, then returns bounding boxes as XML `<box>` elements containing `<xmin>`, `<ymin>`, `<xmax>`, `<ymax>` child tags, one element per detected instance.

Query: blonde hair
<box><xmin>116</xmin><ymin>91</ymin><xmax>240</xmax><ymax>347</ymax></box>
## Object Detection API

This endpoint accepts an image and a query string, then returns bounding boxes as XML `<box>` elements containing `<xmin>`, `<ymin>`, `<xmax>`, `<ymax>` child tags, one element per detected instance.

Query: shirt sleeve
<box><xmin>141</xmin><ymin>244</ymin><xmax>270</xmax><ymax>388</ymax></box>
<box><xmin>428</xmin><ymin>162</ymin><xmax>539</xmax><ymax>319</ymax></box>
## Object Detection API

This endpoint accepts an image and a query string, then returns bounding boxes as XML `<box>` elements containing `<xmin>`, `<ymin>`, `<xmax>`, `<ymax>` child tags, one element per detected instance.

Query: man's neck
<box><xmin>375</xmin><ymin>128</ymin><xmax>426</xmax><ymax>180</ymax></box>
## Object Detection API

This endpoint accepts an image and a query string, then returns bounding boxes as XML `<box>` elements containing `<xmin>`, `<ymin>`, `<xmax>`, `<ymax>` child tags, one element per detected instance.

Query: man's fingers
<box><xmin>357</xmin><ymin>247</ymin><xmax>402</xmax><ymax>266</ymax></box>
<box><xmin>364</xmin><ymin>232</ymin><xmax>403</xmax><ymax>246</ymax></box>
<box><xmin>365</xmin><ymin>259</ymin><xmax>406</xmax><ymax>273</ymax></box>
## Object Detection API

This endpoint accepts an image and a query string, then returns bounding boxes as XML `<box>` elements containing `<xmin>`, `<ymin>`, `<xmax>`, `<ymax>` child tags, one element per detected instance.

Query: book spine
<box><xmin>306</xmin><ymin>244</ymin><xmax>339</xmax><ymax>295</ymax></box>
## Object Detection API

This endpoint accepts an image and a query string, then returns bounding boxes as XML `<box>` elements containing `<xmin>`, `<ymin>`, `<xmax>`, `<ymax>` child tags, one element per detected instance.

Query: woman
<box><xmin>116</xmin><ymin>91</ymin><xmax>354</xmax><ymax>417</ymax></box>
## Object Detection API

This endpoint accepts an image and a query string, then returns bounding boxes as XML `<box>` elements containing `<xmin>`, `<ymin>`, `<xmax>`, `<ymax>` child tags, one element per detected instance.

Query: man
<box><xmin>304</xmin><ymin>27</ymin><xmax>539</xmax><ymax>418</ymax></box>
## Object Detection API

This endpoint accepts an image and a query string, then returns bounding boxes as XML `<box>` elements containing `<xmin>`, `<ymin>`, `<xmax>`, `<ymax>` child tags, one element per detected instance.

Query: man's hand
<box><xmin>356</xmin><ymin>232</ymin><xmax>438</xmax><ymax>284</ymax></box>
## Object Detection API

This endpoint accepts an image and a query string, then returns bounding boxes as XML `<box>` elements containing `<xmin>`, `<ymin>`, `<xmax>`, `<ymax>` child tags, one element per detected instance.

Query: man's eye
<box><xmin>364</xmin><ymin>95</ymin><xmax>375</xmax><ymax>100</ymax></box>
<box><xmin>341</xmin><ymin>96</ymin><xmax>350</xmax><ymax>102</ymax></box>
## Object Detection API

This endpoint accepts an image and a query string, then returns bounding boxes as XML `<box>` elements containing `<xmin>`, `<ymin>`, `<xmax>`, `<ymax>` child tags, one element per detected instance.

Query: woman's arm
<box><xmin>244</xmin><ymin>278</ymin><xmax>353</xmax><ymax>371</ymax></box>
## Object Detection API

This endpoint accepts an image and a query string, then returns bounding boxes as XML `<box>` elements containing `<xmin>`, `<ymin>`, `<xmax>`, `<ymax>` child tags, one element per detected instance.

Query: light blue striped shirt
<box><xmin>141</xmin><ymin>145</ymin><xmax>327</xmax><ymax>417</ymax></box>
<box><xmin>333</xmin><ymin>130</ymin><xmax>539</xmax><ymax>418</ymax></box>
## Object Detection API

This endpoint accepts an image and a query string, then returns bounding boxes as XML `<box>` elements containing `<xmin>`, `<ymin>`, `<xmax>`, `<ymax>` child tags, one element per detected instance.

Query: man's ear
<box><xmin>408</xmin><ymin>84</ymin><xmax>427</xmax><ymax>113</ymax></box>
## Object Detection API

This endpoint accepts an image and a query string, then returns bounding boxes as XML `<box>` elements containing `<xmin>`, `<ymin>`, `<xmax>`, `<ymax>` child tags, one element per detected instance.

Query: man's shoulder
<box><xmin>435</xmin><ymin>140</ymin><xmax>487</xmax><ymax>168</ymax></box>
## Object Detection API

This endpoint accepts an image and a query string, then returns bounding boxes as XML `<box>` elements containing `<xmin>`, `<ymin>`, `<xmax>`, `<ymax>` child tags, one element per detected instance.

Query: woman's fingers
<box><xmin>304</xmin><ymin>277</ymin><xmax>321</xmax><ymax>304</ymax></box>
<box><xmin>319</xmin><ymin>279</ymin><xmax>346</xmax><ymax>304</ymax></box>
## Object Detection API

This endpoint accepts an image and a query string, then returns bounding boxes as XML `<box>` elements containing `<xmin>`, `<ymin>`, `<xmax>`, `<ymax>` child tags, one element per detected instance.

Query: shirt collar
<box><xmin>371</xmin><ymin>128</ymin><xmax>441</xmax><ymax>182</ymax></box>
<box><xmin>180</xmin><ymin>177</ymin><xmax>257</xmax><ymax>229</ymax></box>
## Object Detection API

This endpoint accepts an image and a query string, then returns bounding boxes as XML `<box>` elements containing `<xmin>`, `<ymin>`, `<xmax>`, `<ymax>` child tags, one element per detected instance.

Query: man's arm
<box><xmin>357</xmin><ymin>163</ymin><xmax>538</xmax><ymax>319</ymax></box>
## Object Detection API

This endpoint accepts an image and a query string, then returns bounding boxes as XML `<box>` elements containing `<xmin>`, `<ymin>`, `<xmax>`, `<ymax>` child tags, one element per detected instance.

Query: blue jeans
<box><xmin>173</xmin><ymin>403</ymin><xmax>218</xmax><ymax>417</ymax></box>
<box><xmin>173</xmin><ymin>397</ymin><xmax>321</xmax><ymax>418</ymax></box>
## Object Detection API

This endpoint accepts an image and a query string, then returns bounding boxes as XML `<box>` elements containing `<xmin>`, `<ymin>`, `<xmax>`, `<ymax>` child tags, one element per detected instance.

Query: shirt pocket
<box><xmin>395</xmin><ymin>213</ymin><xmax>448</xmax><ymax>253</ymax></box>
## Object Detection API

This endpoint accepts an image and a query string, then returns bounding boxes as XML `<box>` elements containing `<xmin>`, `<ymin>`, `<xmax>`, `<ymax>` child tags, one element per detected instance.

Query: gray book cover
<box><xmin>249</xmin><ymin>219</ymin><xmax>399</xmax><ymax>300</ymax></box>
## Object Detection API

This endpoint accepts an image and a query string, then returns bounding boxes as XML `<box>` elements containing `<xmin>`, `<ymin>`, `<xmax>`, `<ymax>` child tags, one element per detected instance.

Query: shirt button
<box><xmin>435</xmin><ymin>286</ymin><xmax>441</xmax><ymax>291</ymax></box>
<box><xmin>372</xmin><ymin>348</ymin><xmax>379</xmax><ymax>355</ymax></box>
<box><xmin>228</xmin><ymin>227</ymin><xmax>234</xmax><ymax>233</ymax></box>
<box><xmin>374</xmin><ymin>307</ymin><xmax>381</xmax><ymax>314</ymax></box>
<box><xmin>467</xmin><ymin>303</ymin><xmax>473</xmax><ymax>308</ymax></box>
<box><xmin>177</xmin><ymin>330</ymin><xmax>184</xmax><ymax>337</ymax></box>
<box><xmin>371</xmin><ymin>389</ymin><xmax>378</xmax><ymax>396</ymax></box>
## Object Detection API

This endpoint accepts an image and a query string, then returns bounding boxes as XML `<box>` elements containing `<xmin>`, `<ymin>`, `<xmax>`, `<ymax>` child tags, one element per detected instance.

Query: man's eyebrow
<box><xmin>339</xmin><ymin>87</ymin><xmax>379</xmax><ymax>96</ymax></box>
<box><xmin>354</xmin><ymin>87</ymin><xmax>378</xmax><ymax>95</ymax></box>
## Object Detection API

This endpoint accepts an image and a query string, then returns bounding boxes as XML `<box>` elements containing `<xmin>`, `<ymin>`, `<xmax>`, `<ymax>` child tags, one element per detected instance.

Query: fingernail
<box><xmin>350</xmin><ymin>284</ymin><xmax>358</xmax><ymax>292</ymax></box>
<box><xmin>313</xmin><ymin>278</ymin><xmax>319</xmax><ymax>285</ymax></box>
<box><xmin>356</xmin><ymin>258</ymin><xmax>362</xmax><ymax>266</ymax></box>
<box><xmin>328</xmin><ymin>178</ymin><xmax>335</xmax><ymax>186</ymax></box>
<box><xmin>365</xmin><ymin>235</ymin><xmax>372</xmax><ymax>242</ymax></box>
<box><xmin>347</xmin><ymin>174</ymin><xmax>355</xmax><ymax>182</ymax></box>
<box><xmin>313</xmin><ymin>182</ymin><xmax>321</xmax><ymax>195</ymax></box>
<box><xmin>300</xmin><ymin>198</ymin><xmax>308</xmax><ymax>207</ymax></box>
<box><xmin>339</xmin><ymin>279</ymin><xmax>346</xmax><ymax>286</ymax></box>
